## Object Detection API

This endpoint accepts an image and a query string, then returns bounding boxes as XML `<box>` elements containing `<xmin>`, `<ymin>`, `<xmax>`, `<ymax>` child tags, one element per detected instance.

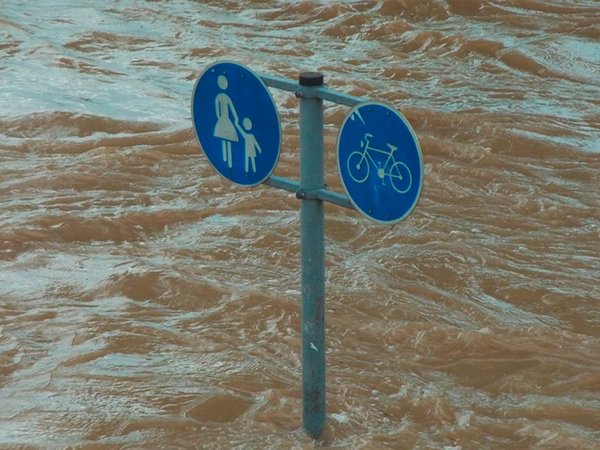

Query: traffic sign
<box><xmin>191</xmin><ymin>61</ymin><xmax>281</xmax><ymax>186</ymax></box>
<box><xmin>337</xmin><ymin>102</ymin><xmax>423</xmax><ymax>224</ymax></box>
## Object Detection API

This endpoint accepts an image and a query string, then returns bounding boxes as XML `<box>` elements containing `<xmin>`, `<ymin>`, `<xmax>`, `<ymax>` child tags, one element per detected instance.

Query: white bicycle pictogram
<box><xmin>346</xmin><ymin>133</ymin><xmax>413</xmax><ymax>194</ymax></box>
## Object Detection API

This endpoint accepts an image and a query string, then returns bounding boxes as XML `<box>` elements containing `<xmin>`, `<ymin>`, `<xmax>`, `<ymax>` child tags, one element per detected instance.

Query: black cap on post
<box><xmin>299</xmin><ymin>72</ymin><xmax>324</xmax><ymax>86</ymax></box>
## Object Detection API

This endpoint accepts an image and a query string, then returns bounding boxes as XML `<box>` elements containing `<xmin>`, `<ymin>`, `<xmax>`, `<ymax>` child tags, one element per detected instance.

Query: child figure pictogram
<box><xmin>236</xmin><ymin>118</ymin><xmax>262</xmax><ymax>173</ymax></box>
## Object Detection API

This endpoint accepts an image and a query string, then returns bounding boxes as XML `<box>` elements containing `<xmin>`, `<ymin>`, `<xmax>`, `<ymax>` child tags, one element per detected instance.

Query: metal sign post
<box><xmin>298</xmin><ymin>72</ymin><xmax>326</xmax><ymax>438</ymax></box>
<box><xmin>191</xmin><ymin>62</ymin><xmax>423</xmax><ymax>440</ymax></box>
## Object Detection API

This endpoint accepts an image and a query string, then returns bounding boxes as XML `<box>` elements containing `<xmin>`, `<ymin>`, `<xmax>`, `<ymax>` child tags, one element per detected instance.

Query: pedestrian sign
<box><xmin>191</xmin><ymin>61</ymin><xmax>281</xmax><ymax>186</ymax></box>
<box><xmin>337</xmin><ymin>102</ymin><xmax>423</xmax><ymax>224</ymax></box>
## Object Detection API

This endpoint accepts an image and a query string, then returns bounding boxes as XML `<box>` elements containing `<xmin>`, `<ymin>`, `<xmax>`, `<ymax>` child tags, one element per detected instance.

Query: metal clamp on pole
<box><xmin>298</xmin><ymin>71</ymin><xmax>326</xmax><ymax>439</ymax></box>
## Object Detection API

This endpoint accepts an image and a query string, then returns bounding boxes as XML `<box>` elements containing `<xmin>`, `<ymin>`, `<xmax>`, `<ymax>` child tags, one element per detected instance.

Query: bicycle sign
<box><xmin>337</xmin><ymin>101</ymin><xmax>423</xmax><ymax>224</ymax></box>
<box><xmin>347</xmin><ymin>132</ymin><xmax>412</xmax><ymax>194</ymax></box>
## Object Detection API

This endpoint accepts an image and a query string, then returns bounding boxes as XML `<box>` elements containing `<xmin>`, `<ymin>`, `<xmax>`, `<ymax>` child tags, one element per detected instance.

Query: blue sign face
<box><xmin>337</xmin><ymin>102</ymin><xmax>423</xmax><ymax>224</ymax></box>
<box><xmin>191</xmin><ymin>61</ymin><xmax>281</xmax><ymax>186</ymax></box>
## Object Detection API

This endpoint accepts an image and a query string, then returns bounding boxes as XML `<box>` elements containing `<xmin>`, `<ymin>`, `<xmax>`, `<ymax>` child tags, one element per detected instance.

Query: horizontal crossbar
<box><xmin>265</xmin><ymin>176</ymin><xmax>355</xmax><ymax>210</ymax></box>
<box><xmin>259</xmin><ymin>73</ymin><xmax>369</xmax><ymax>107</ymax></box>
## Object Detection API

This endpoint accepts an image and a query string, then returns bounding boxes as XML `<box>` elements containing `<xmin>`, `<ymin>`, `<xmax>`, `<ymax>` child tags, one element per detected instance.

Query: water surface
<box><xmin>1</xmin><ymin>1</ymin><xmax>599</xmax><ymax>448</ymax></box>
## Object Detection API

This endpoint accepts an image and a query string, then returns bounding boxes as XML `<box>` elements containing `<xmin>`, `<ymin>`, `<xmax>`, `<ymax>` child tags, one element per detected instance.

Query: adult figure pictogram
<box><xmin>213</xmin><ymin>75</ymin><xmax>239</xmax><ymax>168</ymax></box>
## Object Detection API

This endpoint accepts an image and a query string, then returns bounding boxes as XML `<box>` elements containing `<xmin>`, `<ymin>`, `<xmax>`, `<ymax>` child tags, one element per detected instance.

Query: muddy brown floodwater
<box><xmin>1</xmin><ymin>1</ymin><xmax>599</xmax><ymax>448</ymax></box>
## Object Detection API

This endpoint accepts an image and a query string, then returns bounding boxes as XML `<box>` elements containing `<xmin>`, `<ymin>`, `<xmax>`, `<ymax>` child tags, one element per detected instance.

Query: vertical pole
<box><xmin>298</xmin><ymin>71</ymin><xmax>326</xmax><ymax>439</ymax></box>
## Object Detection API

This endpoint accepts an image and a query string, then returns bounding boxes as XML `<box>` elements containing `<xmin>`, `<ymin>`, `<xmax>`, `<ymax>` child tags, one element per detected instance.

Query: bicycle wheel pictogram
<box><xmin>347</xmin><ymin>151</ymin><xmax>370</xmax><ymax>183</ymax></box>
<box><xmin>389</xmin><ymin>161</ymin><xmax>412</xmax><ymax>194</ymax></box>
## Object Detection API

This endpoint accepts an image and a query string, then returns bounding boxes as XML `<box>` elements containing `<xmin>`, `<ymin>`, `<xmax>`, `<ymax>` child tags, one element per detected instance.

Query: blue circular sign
<box><xmin>337</xmin><ymin>102</ymin><xmax>423</xmax><ymax>224</ymax></box>
<box><xmin>191</xmin><ymin>61</ymin><xmax>281</xmax><ymax>186</ymax></box>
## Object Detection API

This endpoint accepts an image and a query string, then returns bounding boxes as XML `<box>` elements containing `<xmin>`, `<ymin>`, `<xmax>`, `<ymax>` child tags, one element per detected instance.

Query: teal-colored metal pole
<box><xmin>298</xmin><ymin>71</ymin><xmax>326</xmax><ymax>439</ymax></box>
